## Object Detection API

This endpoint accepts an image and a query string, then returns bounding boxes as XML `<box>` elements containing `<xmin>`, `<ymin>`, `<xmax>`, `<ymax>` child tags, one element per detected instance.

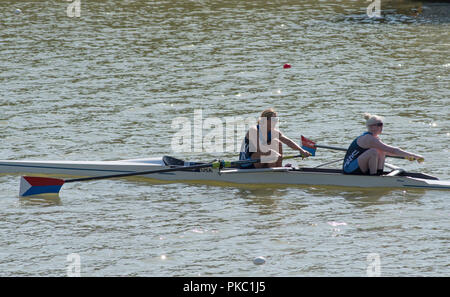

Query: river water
<box><xmin>0</xmin><ymin>0</ymin><xmax>449</xmax><ymax>276</ymax></box>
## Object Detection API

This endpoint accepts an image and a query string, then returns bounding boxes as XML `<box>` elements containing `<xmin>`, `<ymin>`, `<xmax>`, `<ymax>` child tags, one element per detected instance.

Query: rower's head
<box><xmin>258</xmin><ymin>108</ymin><xmax>278</xmax><ymax>130</ymax></box>
<box><xmin>364</xmin><ymin>112</ymin><xmax>384</xmax><ymax>135</ymax></box>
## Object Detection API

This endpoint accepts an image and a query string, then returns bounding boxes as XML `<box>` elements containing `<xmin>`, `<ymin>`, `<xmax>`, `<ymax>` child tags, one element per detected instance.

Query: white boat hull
<box><xmin>0</xmin><ymin>157</ymin><xmax>449</xmax><ymax>190</ymax></box>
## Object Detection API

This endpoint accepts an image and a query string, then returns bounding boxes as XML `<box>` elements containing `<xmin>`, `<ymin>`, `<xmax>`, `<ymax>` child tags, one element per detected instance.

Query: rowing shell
<box><xmin>0</xmin><ymin>156</ymin><xmax>449</xmax><ymax>190</ymax></box>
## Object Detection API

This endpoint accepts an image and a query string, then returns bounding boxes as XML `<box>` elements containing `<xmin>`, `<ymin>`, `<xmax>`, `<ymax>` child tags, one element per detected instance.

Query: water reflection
<box><xmin>303</xmin><ymin>186</ymin><xmax>426</xmax><ymax>207</ymax></box>
<box><xmin>128</xmin><ymin>176</ymin><xmax>428</xmax><ymax>210</ymax></box>
<box><xmin>233</xmin><ymin>187</ymin><xmax>285</xmax><ymax>215</ymax></box>
<box><xmin>19</xmin><ymin>194</ymin><xmax>62</xmax><ymax>207</ymax></box>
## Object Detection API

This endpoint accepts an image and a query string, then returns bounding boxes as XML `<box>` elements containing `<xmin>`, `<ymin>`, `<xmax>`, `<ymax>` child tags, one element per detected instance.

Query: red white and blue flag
<box><xmin>301</xmin><ymin>135</ymin><xmax>316</xmax><ymax>156</ymax></box>
<box><xmin>19</xmin><ymin>176</ymin><xmax>65</xmax><ymax>197</ymax></box>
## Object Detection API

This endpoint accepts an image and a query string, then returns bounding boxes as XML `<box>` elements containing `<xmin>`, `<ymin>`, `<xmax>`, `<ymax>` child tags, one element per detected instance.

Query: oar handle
<box><xmin>283</xmin><ymin>153</ymin><xmax>305</xmax><ymax>160</ymax></box>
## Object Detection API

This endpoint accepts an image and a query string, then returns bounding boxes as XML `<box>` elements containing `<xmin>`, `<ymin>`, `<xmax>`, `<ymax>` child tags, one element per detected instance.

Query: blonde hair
<box><xmin>261</xmin><ymin>108</ymin><xmax>277</xmax><ymax>118</ymax></box>
<box><xmin>364</xmin><ymin>112</ymin><xmax>384</xmax><ymax>126</ymax></box>
<box><xmin>258</xmin><ymin>108</ymin><xmax>278</xmax><ymax>124</ymax></box>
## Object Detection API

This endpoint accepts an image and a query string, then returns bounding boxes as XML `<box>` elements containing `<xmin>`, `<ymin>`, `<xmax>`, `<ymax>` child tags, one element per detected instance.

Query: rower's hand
<box><xmin>407</xmin><ymin>154</ymin><xmax>424</xmax><ymax>163</ymax></box>
<box><xmin>300</xmin><ymin>149</ymin><xmax>312</xmax><ymax>159</ymax></box>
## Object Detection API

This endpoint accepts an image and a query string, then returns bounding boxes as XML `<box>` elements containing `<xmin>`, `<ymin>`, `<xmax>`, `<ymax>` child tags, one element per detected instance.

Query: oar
<box><xmin>19</xmin><ymin>154</ymin><xmax>306</xmax><ymax>197</ymax></box>
<box><xmin>19</xmin><ymin>161</ymin><xmax>217</xmax><ymax>197</ymax></box>
<box><xmin>301</xmin><ymin>135</ymin><xmax>424</xmax><ymax>162</ymax></box>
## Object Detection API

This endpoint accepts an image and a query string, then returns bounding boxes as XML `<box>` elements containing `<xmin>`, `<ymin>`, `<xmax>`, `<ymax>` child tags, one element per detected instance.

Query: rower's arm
<box><xmin>368</xmin><ymin>137</ymin><xmax>423</xmax><ymax>159</ymax></box>
<box><xmin>279</xmin><ymin>132</ymin><xmax>310</xmax><ymax>156</ymax></box>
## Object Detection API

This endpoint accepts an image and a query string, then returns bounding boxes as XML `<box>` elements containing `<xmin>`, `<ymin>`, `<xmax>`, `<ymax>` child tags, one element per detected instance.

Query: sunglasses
<box><xmin>370</xmin><ymin>122</ymin><xmax>383</xmax><ymax>127</ymax></box>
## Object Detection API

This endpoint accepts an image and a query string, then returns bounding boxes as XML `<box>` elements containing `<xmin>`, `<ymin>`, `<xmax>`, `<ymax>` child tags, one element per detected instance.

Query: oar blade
<box><xmin>19</xmin><ymin>176</ymin><xmax>65</xmax><ymax>197</ymax></box>
<box><xmin>301</xmin><ymin>135</ymin><xmax>316</xmax><ymax>156</ymax></box>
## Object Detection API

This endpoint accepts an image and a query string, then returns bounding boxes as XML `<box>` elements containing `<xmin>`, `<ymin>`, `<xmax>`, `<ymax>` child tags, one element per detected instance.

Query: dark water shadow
<box><xmin>336</xmin><ymin>1</ymin><xmax>450</xmax><ymax>24</ymax></box>
<box><xmin>234</xmin><ymin>187</ymin><xmax>287</xmax><ymax>214</ymax></box>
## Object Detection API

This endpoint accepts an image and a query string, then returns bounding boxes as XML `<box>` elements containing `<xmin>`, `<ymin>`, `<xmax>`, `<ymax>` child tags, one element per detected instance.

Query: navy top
<box><xmin>342</xmin><ymin>132</ymin><xmax>372</xmax><ymax>172</ymax></box>
<box><xmin>239</xmin><ymin>125</ymin><xmax>272</xmax><ymax>164</ymax></box>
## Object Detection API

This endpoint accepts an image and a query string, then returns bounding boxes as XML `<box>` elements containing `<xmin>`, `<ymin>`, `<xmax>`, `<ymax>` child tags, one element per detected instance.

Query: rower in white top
<box><xmin>239</xmin><ymin>108</ymin><xmax>311</xmax><ymax>169</ymax></box>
